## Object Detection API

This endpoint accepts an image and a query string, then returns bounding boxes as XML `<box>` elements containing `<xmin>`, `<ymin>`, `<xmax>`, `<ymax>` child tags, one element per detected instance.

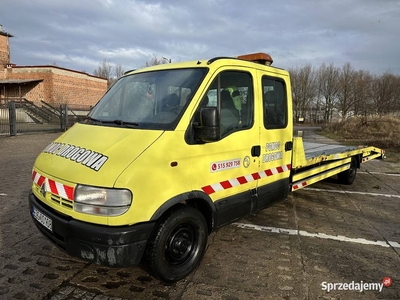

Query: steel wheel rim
<box><xmin>165</xmin><ymin>224</ymin><xmax>197</xmax><ymax>266</ymax></box>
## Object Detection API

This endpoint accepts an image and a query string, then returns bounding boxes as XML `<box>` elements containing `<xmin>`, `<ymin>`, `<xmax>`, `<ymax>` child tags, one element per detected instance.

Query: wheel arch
<box><xmin>150</xmin><ymin>190</ymin><xmax>216</xmax><ymax>233</ymax></box>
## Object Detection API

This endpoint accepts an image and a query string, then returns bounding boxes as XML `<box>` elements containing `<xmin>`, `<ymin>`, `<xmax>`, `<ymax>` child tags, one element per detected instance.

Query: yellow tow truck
<box><xmin>29</xmin><ymin>53</ymin><xmax>384</xmax><ymax>282</ymax></box>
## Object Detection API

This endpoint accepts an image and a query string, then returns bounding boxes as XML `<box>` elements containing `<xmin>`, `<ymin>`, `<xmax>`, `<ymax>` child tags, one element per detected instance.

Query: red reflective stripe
<box><xmin>220</xmin><ymin>180</ymin><xmax>232</xmax><ymax>189</ymax></box>
<box><xmin>32</xmin><ymin>171</ymin><xmax>74</xmax><ymax>200</ymax></box>
<box><xmin>32</xmin><ymin>171</ymin><xmax>45</xmax><ymax>187</ymax></box>
<box><xmin>265</xmin><ymin>169</ymin><xmax>273</xmax><ymax>176</ymax></box>
<box><xmin>293</xmin><ymin>181</ymin><xmax>307</xmax><ymax>190</ymax></box>
<box><xmin>202</xmin><ymin>186</ymin><xmax>215</xmax><ymax>195</ymax></box>
<box><xmin>48</xmin><ymin>179</ymin><xmax>58</xmax><ymax>194</ymax></box>
<box><xmin>201</xmin><ymin>164</ymin><xmax>292</xmax><ymax>195</ymax></box>
<box><xmin>37</xmin><ymin>176</ymin><xmax>45</xmax><ymax>187</ymax></box>
<box><xmin>237</xmin><ymin>176</ymin><xmax>248</xmax><ymax>184</ymax></box>
<box><xmin>64</xmin><ymin>186</ymin><xmax>74</xmax><ymax>201</ymax></box>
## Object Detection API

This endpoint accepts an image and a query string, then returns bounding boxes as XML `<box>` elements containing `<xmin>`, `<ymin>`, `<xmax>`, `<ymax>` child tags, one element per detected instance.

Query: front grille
<box><xmin>33</xmin><ymin>181</ymin><xmax>74</xmax><ymax>210</ymax></box>
<box><xmin>50</xmin><ymin>193</ymin><xmax>73</xmax><ymax>209</ymax></box>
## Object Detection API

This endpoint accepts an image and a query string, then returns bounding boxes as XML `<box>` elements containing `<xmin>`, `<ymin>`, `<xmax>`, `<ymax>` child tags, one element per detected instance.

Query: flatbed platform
<box><xmin>303</xmin><ymin>142</ymin><xmax>358</xmax><ymax>160</ymax></box>
<box><xmin>291</xmin><ymin>137</ymin><xmax>384</xmax><ymax>191</ymax></box>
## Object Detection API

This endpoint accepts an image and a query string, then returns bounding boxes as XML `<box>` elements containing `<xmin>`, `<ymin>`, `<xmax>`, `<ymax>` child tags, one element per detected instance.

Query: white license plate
<box><xmin>32</xmin><ymin>206</ymin><xmax>53</xmax><ymax>232</ymax></box>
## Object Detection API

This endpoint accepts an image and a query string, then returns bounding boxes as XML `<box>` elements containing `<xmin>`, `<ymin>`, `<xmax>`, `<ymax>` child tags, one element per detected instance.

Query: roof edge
<box><xmin>11</xmin><ymin>65</ymin><xmax>106</xmax><ymax>80</ymax></box>
<box><xmin>0</xmin><ymin>31</ymin><xmax>13</xmax><ymax>38</ymax></box>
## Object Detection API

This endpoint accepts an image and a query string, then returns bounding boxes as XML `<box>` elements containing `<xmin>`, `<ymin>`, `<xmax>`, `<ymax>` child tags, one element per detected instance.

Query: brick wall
<box><xmin>51</xmin><ymin>68</ymin><xmax>106</xmax><ymax>106</ymax></box>
<box><xmin>4</xmin><ymin>66</ymin><xmax>107</xmax><ymax>106</ymax></box>
<box><xmin>4</xmin><ymin>68</ymin><xmax>51</xmax><ymax>101</ymax></box>
<box><xmin>0</xmin><ymin>34</ymin><xmax>10</xmax><ymax>66</ymax></box>
<box><xmin>0</xmin><ymin>80</ymin><xmax>45</xmax><ymax>101</ymax></box>
<box><xmin>0</xmin><ymin>65</ymin><xmax>5</xmax><ymax>80</ymax></box>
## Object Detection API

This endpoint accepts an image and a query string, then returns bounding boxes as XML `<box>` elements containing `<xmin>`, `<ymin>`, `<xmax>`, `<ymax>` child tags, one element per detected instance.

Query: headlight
<box><xmin>74</xmin><ymin>185</ymin><xmax>132</xmax><ymax>216</ymax></box>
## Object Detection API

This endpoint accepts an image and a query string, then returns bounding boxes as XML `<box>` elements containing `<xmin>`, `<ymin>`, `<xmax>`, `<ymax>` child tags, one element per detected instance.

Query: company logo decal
<box><xmin>243</xmin><ymin>156</ymin><xmax>251</xmax><ymax>168</ymax></box>
<box><xmin>43</xmin><ymin>142</ymin><xmax>108</xmax><ymax>171</ymax></box>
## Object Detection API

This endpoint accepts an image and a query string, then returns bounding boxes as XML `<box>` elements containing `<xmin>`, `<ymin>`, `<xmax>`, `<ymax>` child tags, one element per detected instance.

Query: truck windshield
<box><xmin>86</xmin><ymin>68</ymin><xmax>208</xmax><ymax>130</ymax></box>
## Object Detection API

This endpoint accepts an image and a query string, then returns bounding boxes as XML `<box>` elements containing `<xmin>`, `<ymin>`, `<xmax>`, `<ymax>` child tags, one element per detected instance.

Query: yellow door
<box><xmin>256</xmin><ymin>71</ymin><xmax>293</xmax><ymax>209</ymax></box>
<box><xmin>185</xmin><ymin>69</ymin><xmax>261</xmax><ymax>226</ymax></box>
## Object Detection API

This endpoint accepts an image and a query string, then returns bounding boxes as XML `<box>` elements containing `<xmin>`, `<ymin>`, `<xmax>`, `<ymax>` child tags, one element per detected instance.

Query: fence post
<box><xmin>60</xmin><ymin>104</ymin><xmax>69</xmax><ymax>131</ymax></box>
<box><xmin>8</xmin><ymin>101</ymin><xmax>17</xmax><ymax>136</ymax></box>
<box><xmin>59</xmin><ymin>104</ymin><xmax>63</xmax><ymax>131</ymax></box>
<box><xmin>65</xmin><ymin>104</ymin><xmax>69</xmax><ymax>130</ymax></box>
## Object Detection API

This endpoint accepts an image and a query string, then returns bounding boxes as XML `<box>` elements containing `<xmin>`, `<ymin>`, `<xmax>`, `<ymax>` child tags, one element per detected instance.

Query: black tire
<box><xmin>338</xmin><ymin>157</ymin><xmax>357</xmax><ymax>185</ymax></box>
<box><xmin>143</xmin><ymin>205</ymin><xmax>208</xmax><ymax>283</ymax></box>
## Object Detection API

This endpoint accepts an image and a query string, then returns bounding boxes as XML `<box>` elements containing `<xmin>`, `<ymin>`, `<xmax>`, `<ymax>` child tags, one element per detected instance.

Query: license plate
<box><xmin>32</xmin><ymin>206</ymin><xmax>53</xmax><ymax>232</ymax></box>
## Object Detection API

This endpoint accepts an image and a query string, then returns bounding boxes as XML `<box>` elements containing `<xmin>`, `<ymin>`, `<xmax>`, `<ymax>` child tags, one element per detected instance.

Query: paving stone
<box><xmin>1</xmin><ymin>128</ymin><xmax>400</xmax><ymax>300</ymax></box>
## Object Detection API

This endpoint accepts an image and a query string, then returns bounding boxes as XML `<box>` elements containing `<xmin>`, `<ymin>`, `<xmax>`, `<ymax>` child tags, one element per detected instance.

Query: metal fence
<box><xmin>0</xmin><ymin>98</ymin><xmax>92</xmax><ymax>136</ymax></box>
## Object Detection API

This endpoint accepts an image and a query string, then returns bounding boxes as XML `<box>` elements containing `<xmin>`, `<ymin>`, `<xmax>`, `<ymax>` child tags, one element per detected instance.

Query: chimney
<box><xmin>0</xmin><ymin>25</ymin><xmax>13</xmax><ymax>66</ymax></box>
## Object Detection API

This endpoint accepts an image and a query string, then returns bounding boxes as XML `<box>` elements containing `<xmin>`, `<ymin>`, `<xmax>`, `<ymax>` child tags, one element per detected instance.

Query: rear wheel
<box><xmin>338</xmin><ymin>157</ymin><xmax>357</xmax><ymax>185</ymax></box>
<box><xmin>143</xmin><ymin>205</ymin><xmax>208</xmax><ymax>283</ymax></box>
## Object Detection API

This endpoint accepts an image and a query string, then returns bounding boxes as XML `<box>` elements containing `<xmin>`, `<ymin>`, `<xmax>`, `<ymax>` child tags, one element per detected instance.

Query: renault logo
<box><xmin>40</xmin><ymin>182</ymin><xmax>47</xmax><ymax>197</ymax></box>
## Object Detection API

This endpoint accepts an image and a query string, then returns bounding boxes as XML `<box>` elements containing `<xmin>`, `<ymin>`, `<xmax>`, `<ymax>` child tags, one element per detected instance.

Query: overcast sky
<box><xmin>1</xmin><ymin>0</ymin><xmax>399</xmax><ymax>75</ymax></box>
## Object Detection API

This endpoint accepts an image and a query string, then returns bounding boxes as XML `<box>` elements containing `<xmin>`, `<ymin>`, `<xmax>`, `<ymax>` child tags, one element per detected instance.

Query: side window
<box><xmin>262</xmin><ymin>77</ymin><xmax>287</xmax><ymax>129</ymax></box>
<box><xmin>203</xmin><ymin>71</ymin><xmax>253</xmax><ymax>137</ymax></box>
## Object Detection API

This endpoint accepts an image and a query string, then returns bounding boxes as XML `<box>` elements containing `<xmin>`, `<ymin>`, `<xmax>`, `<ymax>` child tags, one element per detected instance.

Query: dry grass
<box><xmin>320</xmin><ymin>116</ymin><xmax>400</xmax><ymax>150</ymax></box>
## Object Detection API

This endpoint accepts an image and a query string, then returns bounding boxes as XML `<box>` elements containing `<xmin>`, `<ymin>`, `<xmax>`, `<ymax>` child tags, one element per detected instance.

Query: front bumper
<box><xmin>29</xmin><ymin>192</ymin><xmax>155</xmax><ymax>267</ymax></box>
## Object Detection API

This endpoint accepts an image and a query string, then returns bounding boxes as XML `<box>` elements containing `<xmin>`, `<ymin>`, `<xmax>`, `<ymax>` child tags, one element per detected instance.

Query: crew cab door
<box><xmin>186</xmin><ymin>69</ymin><xmax>261</xmax><ymax>227</ymax></box>
<box><xmin>255</xmin><ymin>72</ymin><xmax>292</xmax><ymax>210</ymax></box>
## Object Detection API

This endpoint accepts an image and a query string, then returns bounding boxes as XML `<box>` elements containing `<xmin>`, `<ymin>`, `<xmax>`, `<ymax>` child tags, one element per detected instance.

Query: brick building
<box><xmin>0</xmin><ymin>25</ymin><xmax>107</xmax><ymax>107</ymax></box>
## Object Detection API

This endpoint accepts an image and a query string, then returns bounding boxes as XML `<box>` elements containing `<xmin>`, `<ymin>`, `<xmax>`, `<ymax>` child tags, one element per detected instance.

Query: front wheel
<box><xmin>338</xmin><ymin>157</ymin><xmax>357</xmax><ymax>185</ymax></box>
<box><xmin>143</xmin><ymin>205</ymin><xmax>208</xmax><ymax>283</ymax></box>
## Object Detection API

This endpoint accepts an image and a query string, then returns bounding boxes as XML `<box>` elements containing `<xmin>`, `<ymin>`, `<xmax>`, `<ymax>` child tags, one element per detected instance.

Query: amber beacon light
<box><xmin>237</xmin><ymin>52</ymin><xmax>273</xmax><ymax>66</ymax></box>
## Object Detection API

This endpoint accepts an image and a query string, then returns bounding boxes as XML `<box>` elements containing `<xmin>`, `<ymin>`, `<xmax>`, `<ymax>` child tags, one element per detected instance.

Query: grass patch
<box><xmin>320</xmin><ymin>116</ymin><xmax>400</xmax><ymax>162</ymax></box>
<box><xmin>321</xmin><ymin>116</ymin><xmax>400</xmax><ymax>148</ymax></box>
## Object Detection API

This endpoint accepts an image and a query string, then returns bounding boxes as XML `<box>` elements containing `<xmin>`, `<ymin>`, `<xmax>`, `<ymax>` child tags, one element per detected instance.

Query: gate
<box><xmin>0</xmin><ymin>98</ymin><xmax>91</xmax><ymax>136</ymax></box>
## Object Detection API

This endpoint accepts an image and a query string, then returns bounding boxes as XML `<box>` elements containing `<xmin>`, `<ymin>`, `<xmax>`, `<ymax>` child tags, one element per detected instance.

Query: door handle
<box><xmin>251</xmin><ymin>145</ymin><xmax>261</xmax><ymax>157</ymax></box>
<box><xmin>285</xmin><ymin>141</ymin><xmax>293</xmax><ymax>151</ymax></box>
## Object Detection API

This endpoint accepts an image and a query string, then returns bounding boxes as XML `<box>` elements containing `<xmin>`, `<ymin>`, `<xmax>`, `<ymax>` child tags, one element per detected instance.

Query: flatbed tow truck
<box><xmin>29</xmin><ymin>52</ymin><xmax>384</xmax><ymax>283</ymax></box>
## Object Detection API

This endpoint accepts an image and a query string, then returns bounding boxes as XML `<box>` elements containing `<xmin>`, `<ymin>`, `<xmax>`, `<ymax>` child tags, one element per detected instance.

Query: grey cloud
<box><xmin>1</xmin><ymin>0</ymin><xmax>399</xmax><ymax>74</ymax></box>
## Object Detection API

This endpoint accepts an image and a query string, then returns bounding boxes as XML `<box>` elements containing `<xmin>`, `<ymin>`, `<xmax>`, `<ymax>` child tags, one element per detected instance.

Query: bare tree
<box><xmin>289</xmin><ymin>63</ymin><xmax>316</xmax><ymax>122</ymax></box>
<box><xmin>290</xmin><ymin>62</ymin><xmax>400</xmax><ymax>121</ymax></box>
<box><xmin>94</xmin><ymin>59</ymin><xmax>112</xmax><ymax>80</ymax></box>
<box><xmin>337</xmin><ymin>62</ymin><xmax>355</xmax><ymax>121</ymax></box>
<box><xmin>94</xmin><ymin>59</ymin><xmax>125</xmax><ymax>88</ymax></box>
<box><xmin>145</xmin><ymin>54</ymin><xmax>171</xmax><ymax>67</ymax></box>
<box><xmin>394</xmin><ymin>75</ymin><xmax>400</xmax><ymax>115</ymax></box>
<box><xmin>352</xmin><ymin>70</ymin><xmax>373</xmax><ymax>120</ymax></box>
<box><xmin>114</xmin><ymin>63</ymin><xmax>125</xmax><ymax>79</ymax></box>
<box><xmin>371</xmin><ymin>71</ymin><xmax>398</xmax><ymax>116</ymax></box>
<box><xmin>317</xmin><ymin>63</ymin><xmax>340</xmax><ymax>122</ymax></box>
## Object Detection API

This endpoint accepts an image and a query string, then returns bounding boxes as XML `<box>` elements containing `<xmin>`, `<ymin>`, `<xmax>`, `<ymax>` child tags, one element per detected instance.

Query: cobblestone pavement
<box><xmin>0</xmin><ymin>131</ymin><xmax>399</xmax><ymax>300</ymax></box>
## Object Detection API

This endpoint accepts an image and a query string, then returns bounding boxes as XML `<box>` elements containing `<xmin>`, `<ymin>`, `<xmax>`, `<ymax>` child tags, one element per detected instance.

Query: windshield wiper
<box><xmin>112</xmin><ymin>119</ymin><xmax>139</xmax><ymax>127</ymax></box>
<box><xmin>83</xmin><ymin>117</ymin><xmax>139</xmax><ymax>128</ymax></box>
<box><xmin>83</xmin><ymin>116</ymin><xmax>103</xmax><ymax>124</ymax></box>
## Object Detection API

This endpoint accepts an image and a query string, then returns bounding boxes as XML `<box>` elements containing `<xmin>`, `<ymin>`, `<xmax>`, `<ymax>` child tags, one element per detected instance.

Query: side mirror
<box><xmin>194</xmin><ymin>107</ymin><xmax>220</xmax><ymax>142</ymax></box>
